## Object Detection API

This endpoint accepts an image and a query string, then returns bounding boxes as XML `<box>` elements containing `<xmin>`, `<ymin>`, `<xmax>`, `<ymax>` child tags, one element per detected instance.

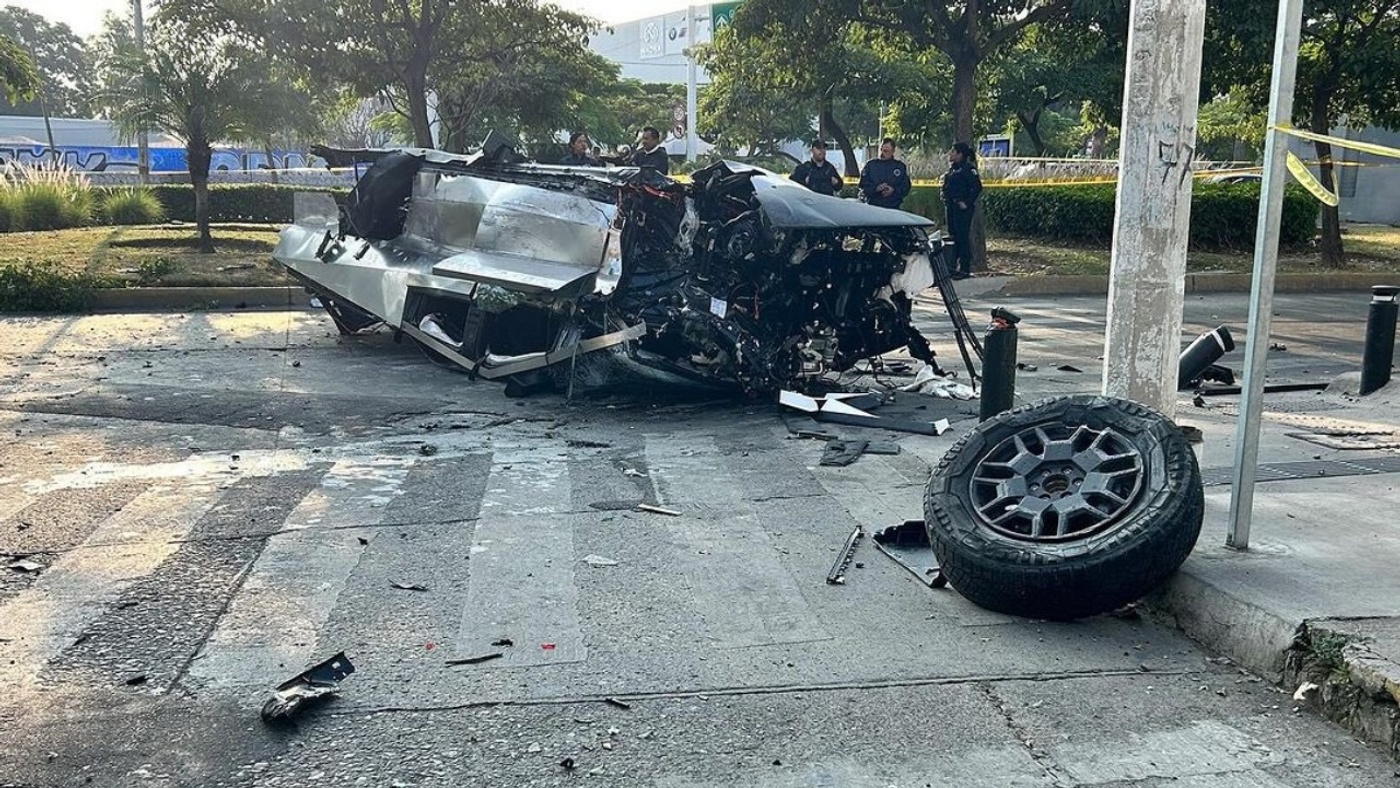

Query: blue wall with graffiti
<box><xmin>0</xmin><ymin>145</ymin><xmax>317</xmax><ymax>172</ymax></box>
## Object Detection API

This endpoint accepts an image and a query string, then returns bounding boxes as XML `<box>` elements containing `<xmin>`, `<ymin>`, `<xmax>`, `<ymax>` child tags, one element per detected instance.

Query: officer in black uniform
<box><xmin>560</xmin><ymin>131</ymin><xmax>602</xmax><ymax>166</ymax></box>
<box><xmin>941</xmin><ymin>141</ymin><xmax>984</xmax><ymax>280</ymax></box>
<box><xmin>790</xmin><ymin>139</ymin><xmax>843</xmax><ymax>195</ymax></box>
<box><xmin>858</xmin><ymin>137</ymin><xmax>912</xmax><ymax>209</ymax></box>
<box><xmin>631</xmin><ymin>126</ymin><xmax>670</xmax><ymax>173</ymax></box>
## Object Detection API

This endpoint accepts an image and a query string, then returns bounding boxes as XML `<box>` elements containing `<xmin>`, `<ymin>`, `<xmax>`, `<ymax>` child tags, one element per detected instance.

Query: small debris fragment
<box><xmin>560</xmin><ymin>758</ymin><xmax>576</xmax><ymax>771</ymax></box>
<box><xmin>1216</xmin><ymin>688</ymin><xmax>1229</xmax><ymax>697</ymax></box>
<box><xmin>7</xmin><ymin>559</ymin><xmax>43</xmax><ymax>574</ymax></box>
<box><xmin>582</xmin><ymin>554</ymin><xmax>619</xmax><ymax>567</ymax></box>
<box><xmin>292</xmin><ymin>360</ymin><xmax>302</xmax><ymax>368</ymax></box>
<box><xmin>566</xmin><ymin>439</ymin><xmax>613</xmax><ymax>449</ymax></box>
<box><xmin>1056</xmin><ymin>364</ymin><xmax>1084</xmax><ymax>373</ymax></box>
<box><xmin>1192</xmin><ymin>393</ymin><xmax>1207</xmax><ymax>408</ymax></box>
<box><xmin>604</xmin><ymin>697</ymin><xmax>632</xmax><ymax>710</ymax></box>
<box><xmin>1016</xmin><ymin>362</ymin><xmax>1038</xmax><ymax>372</ymax></box>
<box><xmin>622</xmin><ymin>468</ymin><xmax>646</xmax><ymax>478</ymax></box>
<box><xmin>526</xmin><ymin>743</ymin><xmax>542</xmax><ymax>754</ymax></box>
<box><xmin>1269</xmin><ymin>342</ymin><xmax>1288</xmax><ymax>352</ymax></box>
<box><xmin>260</xmin><ymin>652</ymin><xmax>355</xmax><ymax>724</ymax></box>
<box><xmin>491</xmin><ymin>638</ymin><xmax>514</xmax><ymax>647</ymax></box>
<box><xmin>124</xmin><ymin>673</ymin><xmax>148</xmax><ymax>686</ymax></box>
<box><xmin>1293</xmin><ymin>681</ymin><xmax>1320</xmax><ymax>701</ymax></box>
<box><xmin>772</xmin><ymin>759</ymin><xmax>783</xmax><ymax>766</ymax></box>
<box><xmin>445</xmin><ymin>653</ymin><xmax>503</xmax><ymax>666</ymax></box>
<box><xmin>607</xmin><ymin>726</ymin><xmax>620</xmax><ymax>736</ymax></box>
<box><xmin>637</xmin><ymin>504</ymin><xmax>681</xmax><ymax>516</ymax></box>
<box><xmin>419</xmin><ymin>443</ymin><xmax>438</xmax><ymax>457</ymax></box>
<box><xmin>390</xmin><ymin>581</ymin><xmax>429</xmax><ymax>592</ymax></box>
<box><xmin>357</xmin><ymin>537</ymin><xmax>369</xmax><ymax>546</ymax></box>
<box><xmin>541</xmin><ymin>643</ymin><xmax>557</xmax><ymax>651</ymax></box>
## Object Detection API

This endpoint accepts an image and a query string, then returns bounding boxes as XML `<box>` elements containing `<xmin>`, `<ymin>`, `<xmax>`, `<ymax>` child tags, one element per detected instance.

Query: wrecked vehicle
<box><xmin>275</xmin><ymin>138</ymin><xmax>979</xmax><ymax>396</ymax></box>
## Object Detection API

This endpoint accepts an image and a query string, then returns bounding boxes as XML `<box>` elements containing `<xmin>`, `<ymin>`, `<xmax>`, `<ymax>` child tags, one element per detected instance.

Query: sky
<box><xmin>6</xmin><ymin>0</ymin><xmax>694</xmax><ymax>39</ymax></box>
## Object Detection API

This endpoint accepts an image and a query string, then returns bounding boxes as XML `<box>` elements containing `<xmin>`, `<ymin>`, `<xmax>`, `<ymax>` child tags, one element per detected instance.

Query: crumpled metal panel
<box><xmin>403</xmin><ymin>172</ymin><xmax>613</xmax><ymax>272</ymax></box>
<box><xmin>747</xmin><ymin>174</ymin><xmax>937</xmax><ymax>229</ymax></box>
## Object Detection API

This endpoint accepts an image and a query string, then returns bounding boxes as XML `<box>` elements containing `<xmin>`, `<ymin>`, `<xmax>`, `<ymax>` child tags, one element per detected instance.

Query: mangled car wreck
<box><xmin>276</xmin><ymin>139</ymin><xmax>977</xmax><ymax>396</ymax></box>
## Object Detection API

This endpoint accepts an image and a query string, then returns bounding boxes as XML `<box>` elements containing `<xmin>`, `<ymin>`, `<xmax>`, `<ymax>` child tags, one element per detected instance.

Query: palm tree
<box><xmin>91</xmin><ymin>15</ymin><xmax>288</xmax><ymax>252</ymax></box>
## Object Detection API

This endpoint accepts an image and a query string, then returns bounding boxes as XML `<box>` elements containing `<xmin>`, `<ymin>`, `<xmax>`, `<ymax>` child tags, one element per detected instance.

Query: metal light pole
<box><xmin>1226</xmin><ymin>0</ymin><xmax>1307</xmax><ymax>550</ymax></box>
<box><xmin>685</xmin><ymin>6</ymin><xmax>698</xmax><ymax>163</ymax></box>
<box><xmin>133</xmin><ymin>0</ymin><xmax>150</xmax><ymax>184</ymax></box>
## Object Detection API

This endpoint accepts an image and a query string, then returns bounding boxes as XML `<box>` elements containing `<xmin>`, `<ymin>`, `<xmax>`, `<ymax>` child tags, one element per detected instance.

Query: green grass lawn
<box><xmin>0</xmin><ymin>223</ymin><xmax>289</xmax><ymax>287</ymax></box>
<box><xmin>989</xmin><ymin>223</ymin><xmax>1400</xmax><ymax>277</ymax></box>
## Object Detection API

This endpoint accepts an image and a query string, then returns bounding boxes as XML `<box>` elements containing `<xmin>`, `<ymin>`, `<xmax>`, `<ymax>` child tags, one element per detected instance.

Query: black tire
<box><xmin>923</xmin><ymin>395</ymin><xmax>1203</xmax><ymax>620</ymax></box>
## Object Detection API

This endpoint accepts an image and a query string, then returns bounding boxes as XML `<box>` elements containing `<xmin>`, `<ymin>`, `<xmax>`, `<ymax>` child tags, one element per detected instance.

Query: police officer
<box><xmin>560</xmin><ymin>131</ymin><xmax>602</xmax><ymax>166</ymax></box>
<box><xmin>631</xmin><ymin>126</ymin><xmax>670</xmax><ymax>173</ymax></box>
<box><xmin>941</xmin><ymin>141</ymin><xmax>983</xmax><ymax>280</ymax></box>
<box><xmin>790</xmin><ymin>139</ymin><xmax>843</xmax><ymax>195</ymax></box>
<box><xmin>859</xmin><ymin>137</ymin><xmax>911</xmax><ymax>209</ymax></box>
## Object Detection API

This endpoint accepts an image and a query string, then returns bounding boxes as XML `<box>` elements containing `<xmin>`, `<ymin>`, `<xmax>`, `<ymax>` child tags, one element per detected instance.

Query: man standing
<box><xmin>859</xmin><ymin>137</ymin><xmax>911</xmax><ymax>209</ymax></box>
<box><xmin>631</xmin><ymin>127</ymin><xmax>670</xmax><ymax>173</ymax></box>
<box><xmin>560</xmin><ymin>131</ymin><xmax>601</xmax><ymax>166</ymax></box>
<box><xmin>790</xmin><ymin>139</ymin><xmax>843</xmax><ymax>195</ymax></box>
<box><xmin>941</xmin><ymin>142</ymin><xmax>984</xmax><ymax>280</ymax></box>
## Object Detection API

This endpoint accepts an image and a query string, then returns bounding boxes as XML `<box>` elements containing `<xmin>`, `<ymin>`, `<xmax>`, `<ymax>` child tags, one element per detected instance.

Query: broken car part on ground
<box><xmin>278</xmin><ymin>139</ymin><xmax>979</xmax><ymax>396</ymax></box>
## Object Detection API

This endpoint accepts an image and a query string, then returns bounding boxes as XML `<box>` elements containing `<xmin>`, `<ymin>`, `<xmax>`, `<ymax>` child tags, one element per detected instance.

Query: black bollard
<box><xmin>1360</xmin><ymin>285</ymin><xmax>1400</xmax><ymax>395</ymax></box>
<box><xmin>980</xmin><ymin>307</ymin><xmax>1020</xmax><ymax>421</ymax></box>
<box><xmin>1178</xmin><ymin>325</ymin><xmax>1236</xmax><ymax>390</ymax></box>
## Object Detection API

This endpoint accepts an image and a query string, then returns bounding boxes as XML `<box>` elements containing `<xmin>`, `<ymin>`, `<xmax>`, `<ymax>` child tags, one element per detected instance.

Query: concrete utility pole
<box><xmin>1101</xmin><ymin>0</ymin><xmax>1208</xmax><ymax>417</ymax></box>
<box><xmin>1226</xmin><ymin>0</ymin><xmax>1306</xmax><ymax>550</ymax></box>
<box><xmin>133</xmin><ymin>0</ymin><xmax>150</xmax><ymax>184</ymax></box>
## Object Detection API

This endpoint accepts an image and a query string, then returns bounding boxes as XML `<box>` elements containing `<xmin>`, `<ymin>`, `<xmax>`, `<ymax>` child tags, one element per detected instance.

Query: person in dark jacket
<box><xmin>858</xmin><ymin>137</ymin><xmax>912</xmax><ymax>209</ymax></box>
<box><xmin>941</xmin><ymin>141</ymin><xmax>984</xmax><ymax>279</ymax></box>
<box><xmin>790</xmin><ymin>139</ymin><xmax>843</xmax><ymax>195</ymax></box>
<box><xmin>631</xmin><ymin>126</ymin><xmax>670</xmax><ymax>173</ymax></box>
<box><xmin>560</xmin><ymin>131</ymin><xmax>602</xmax><ymax>166</ymax></box>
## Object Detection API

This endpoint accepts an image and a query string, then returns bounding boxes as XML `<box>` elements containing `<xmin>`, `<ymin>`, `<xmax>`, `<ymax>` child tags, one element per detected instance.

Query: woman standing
<box><xmin>941</xmin><ymin>142</ymin><xmax>983</xmax><ymax>280</ymax></box>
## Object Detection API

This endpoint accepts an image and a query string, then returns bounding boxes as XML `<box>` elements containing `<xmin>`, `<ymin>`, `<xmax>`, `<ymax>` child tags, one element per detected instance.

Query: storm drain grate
<box><xmin>1200</xmin><ymin>456</ymin><xmax>1400</xmax><ymax>486</ymax></box>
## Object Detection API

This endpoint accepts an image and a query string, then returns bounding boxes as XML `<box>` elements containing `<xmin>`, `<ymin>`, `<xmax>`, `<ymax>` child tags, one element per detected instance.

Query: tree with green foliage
<box><xmin>696</xmin><ymin>27</ymin><xmax>815</xmax><ymax>162</ymax></box>
<box><xmin>90</xmin><ymin>13</ymin><xmax>301</xmax><ymax>252</ymax></box>
<box><xmin>580</xmin><ymin>80</ymin><xmax>687</xmax><ymax>149</ymax></box>
<box><xmin>0</xmin><ymin>6</ymin><xmax>88</xmax><ymax>116</ymax></box>
<box><xmin>1207</xmin><ymin>0</ymin><xmax>1400</xmax><ymax>266</ymax></box>
<box><xmin>0</xmin><ymin>33</ymin><xmax>38</xmax><ymax>105</ymax></box>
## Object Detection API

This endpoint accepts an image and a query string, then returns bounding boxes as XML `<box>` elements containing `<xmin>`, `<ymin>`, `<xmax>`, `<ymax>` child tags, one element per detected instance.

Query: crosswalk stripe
<box><xmin>644</xmin><ymin>434</ymin><xmax>830</xmax><ymax>650</ymax></box>
<box><xmin>0</xmin><ymin>480</ymin><xmax>220</xmax><ymax>694</ymax></box>
<box><xmin>459</xmin><ymin>442</ymin><xmax>586</xmax><ymax>666</ymax></box>
<box><xmin>281</xmin><ymin>457</ymin><xmax>414</xmax><ymax>529</ymax></box>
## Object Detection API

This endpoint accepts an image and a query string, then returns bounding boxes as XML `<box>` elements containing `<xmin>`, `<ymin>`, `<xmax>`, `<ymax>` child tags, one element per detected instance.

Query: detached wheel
<box><xmin>924</xmin><ymin>395</ymin><xmax>1203</xmax><ymax>620</ymax></box>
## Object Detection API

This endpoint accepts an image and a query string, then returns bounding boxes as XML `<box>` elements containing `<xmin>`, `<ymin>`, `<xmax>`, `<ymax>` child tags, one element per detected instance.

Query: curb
<box><xmin>34</xmin><ymin>272</ymin><xmax>1400</xmax><ymax>313</ymax></box>
<box><xmin>1149</xmin><ymin>569</ymin><xmax>1299</xmax><ymax>681</ymax></box>
<box><xmin>89</xmin><ymin>286</ymin><xmax>305</xmax><ymax>312</ymax></box>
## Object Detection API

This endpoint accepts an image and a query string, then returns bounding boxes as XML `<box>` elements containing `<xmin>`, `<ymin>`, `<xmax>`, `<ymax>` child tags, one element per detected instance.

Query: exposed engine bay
<box><xmin>274</xmin><ymin>140</ymin><xmax>980</xmax><ymax>396</ymax></box>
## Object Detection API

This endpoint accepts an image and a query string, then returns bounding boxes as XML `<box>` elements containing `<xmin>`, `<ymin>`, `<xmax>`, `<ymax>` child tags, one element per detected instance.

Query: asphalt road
<box><xmin>0</xmin><ymin>293</ymin><xmax>1394</xmax><ymax>787</ymax></box>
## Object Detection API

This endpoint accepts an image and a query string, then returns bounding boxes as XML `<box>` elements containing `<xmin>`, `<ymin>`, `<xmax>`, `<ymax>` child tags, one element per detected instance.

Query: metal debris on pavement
<box><xmin>636</xmin><ymin>504</ymin><xmax>681</xmax><ymax>516</ymax></box>
<box><xmin>7</xmin><ymin>559</ymin><xmax>44</xmax><ymax>573</ymax></box>
<box><xmin>1016</xmin><ymin>362</ymin><xmax>1038</xmax><ymax>372</ymax></box>
<box><xmin>124</xmin><ymin>673</ymin><xmax>148</xmax><ymax>686</ymax></box>
<box><xmin>1056</xmin><ymin>364</ymin><xmax>1084</xmax><ymax>373</ymax></box>
<box><xmin>826</xmin><ymin>526</ymin><xmax>865</xmax><ymax>585</ymax></box>
<box><xmin>560</xmin><ymin>758</ymin><xmax>577</xmax><ymax>771</ymax></box>
<box><xmin>490</xmin><ymin>638</ymin><xmax>514</xmax><ymax>647</ymax></box>
<box><xmin>390</xmin><ymin>581</ymin><xmax>429</xmax><ymax>592</ymax></box>
<box><xmin>1293</xmin><ymin>682</ymin><xmax>1320</xmax><ymax>701</ymax></box>
<box><xmin>603</xmin><ymin>697</ymin><xmax>632</xmax><ymax>710</ymax></box>
<box><xmin>781</xmin><ymin>389</ymin><xmax>951</xmax><ymax>436</ymax></box>
<box><xmin>445</xmin><ymin>652</ymin><xmax>503</xmax><ymax>666</ymax></box>
<box><xmin>582</xmin><ymin>554</ymin><xmax>619</xmax><ymax>567</ymax></box>
<box><xmin>418</xmin><ymin>443</ymin><xmax>438</xmax><ymax>456</ymax></box>
<box><xmin>260</xmin><ymin>652</ymin><xmax>356</xmax><ymax>724</ymax></box>
<box><xmin>623</xmin><ymin>468</ymin><xmax>646</xmax><ymax>478</ymax></box>
<box><xmin>871</xmin><ymin>520</ymin><xmax>947</xmax><ymax>589</ymax></box>
<box><xmin>820</xmin><ymin>440</ymin><xmax>869</xmax><ymax>467</ymax></box>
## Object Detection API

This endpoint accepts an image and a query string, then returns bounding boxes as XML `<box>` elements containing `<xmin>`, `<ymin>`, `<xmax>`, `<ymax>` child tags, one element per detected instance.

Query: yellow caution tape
<box><xmin>1284</xmin><ymin>151</ymin><xmax>1339</xmax><ymax>206</ymax></box>
<box><xmin>1275</xmin><ymin>124</ymin><xmax>1400</xmax><ymax>160</ymax></box>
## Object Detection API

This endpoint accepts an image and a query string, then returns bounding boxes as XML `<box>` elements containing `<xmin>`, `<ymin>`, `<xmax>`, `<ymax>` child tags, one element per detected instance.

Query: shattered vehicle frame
<box><xmin>276</xmin><ymin>138</ymin><xmax>981</xmax><ymax>396</ymax></box>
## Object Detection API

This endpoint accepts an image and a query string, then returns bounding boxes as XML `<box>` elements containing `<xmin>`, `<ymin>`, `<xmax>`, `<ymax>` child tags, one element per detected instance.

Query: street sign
<box><xmin>712</xmin><ymin>2</ymin><xmax>741</xmax><ymax>34</ymax></box>
<box><xmin>640</xmin><ymin>17</ymin><xmax>664</xmax><ymax>59</ymax></box>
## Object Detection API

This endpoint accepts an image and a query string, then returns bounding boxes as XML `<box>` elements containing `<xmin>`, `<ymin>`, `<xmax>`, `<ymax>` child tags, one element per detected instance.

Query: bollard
<box><xmin>1360</xmin><ymin>285</ymin><xmax>1400</xmax><ymax>395</ymax></box>
<box><xmin>980</xmin><ymin>307</ymin><xmax>1020</xmax><ymax>421</ymax></box>
<box><xmin>1178</xmin><ymin>325</ymin><xmax>1236</xmax><ymax>390</ymax></box>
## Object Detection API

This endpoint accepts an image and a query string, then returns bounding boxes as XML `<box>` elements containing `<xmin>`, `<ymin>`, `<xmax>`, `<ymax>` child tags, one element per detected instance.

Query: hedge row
<box><xmin>896</xmin><ymin>181</ymin><xmax>1317</xmax><ymax>249</ymax></box>
<box><xmin>100</xmin><ymin>184</ymin><xmax>348</xmax><ymax>224</ymax></box>
<box><xmin>126</xmin><ymin>181</ymin><xmax>1317</xmax><ymax>250</ymax></box>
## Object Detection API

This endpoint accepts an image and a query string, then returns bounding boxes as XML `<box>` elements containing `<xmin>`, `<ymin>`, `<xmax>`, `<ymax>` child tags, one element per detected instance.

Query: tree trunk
<box><xmin>1017</xmin><ymin>110</ymin><xmax>1047</xmax><ymax>156</ymax></box>
<box><xmin>186</xmin><ymin>138</ymin><xmax>215</xmax><ymax>254</ymax></box>
<box><xmin>1311</xmin><ymin>98</ymin><xmax>1344</xmax><ymax>267</ymax></box>
<box><xmin>406</xmin><ymin>70</ymin><xmax>434</xmax><ymax>148</ymax></box>
<box><xmin>821</xmin><ymin>101</ymin><xmax>860</xmax><ymax>179</ymax></box>
<box><xmin>951</xmin><ymin>56</ymin><xmax>986</xmax><ymax>270</ymax></box>
<box><xmin>951</xmin><ymin>57</ymin><xmax>977</xmax><ymax>144</ymax></box>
